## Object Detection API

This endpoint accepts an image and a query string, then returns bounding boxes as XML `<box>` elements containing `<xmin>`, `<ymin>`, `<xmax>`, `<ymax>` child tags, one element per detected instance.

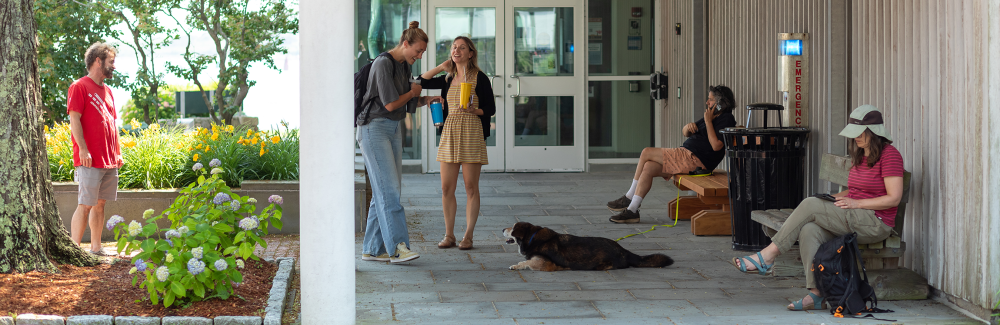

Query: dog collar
<box><xmin>527</xmin><ymin>231</ymin><xmax>538</xmax><ymax>245</ymax></box>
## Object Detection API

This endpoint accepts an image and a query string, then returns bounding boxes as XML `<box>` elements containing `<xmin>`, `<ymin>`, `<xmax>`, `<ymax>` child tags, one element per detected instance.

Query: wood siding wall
<box><xmin>661</xmin><ymin>0</ymin><xmax>695</xmax><ymax>148</ymax></box>
<box><xmin>668</xmin><ymin>0</ymin><xmax>1000</xmax><ymax>310</ymax></box>
<box><xmin>849</xmin><ymin>0</ymin><xmax>1000</xmax><ymax>310</ymax></box>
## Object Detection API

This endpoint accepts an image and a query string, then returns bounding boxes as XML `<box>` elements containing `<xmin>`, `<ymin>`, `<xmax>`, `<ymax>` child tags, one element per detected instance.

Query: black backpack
<box><xmin>354</xmin><ymin>52</ymin><xmax>392</xmax><ymax>127</ymax></box>
<box><xmin>813</xmin><ymin>232</ymin><xmax>895</xmax><ymax>321</ymax></box>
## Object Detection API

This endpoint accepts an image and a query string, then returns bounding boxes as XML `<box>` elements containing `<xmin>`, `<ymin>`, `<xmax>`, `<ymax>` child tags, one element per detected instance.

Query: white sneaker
<box><xmin>361</xmin><ymin>253</ymin><xmax>390</xmax><ymax>261</ymax></box>
<box><xmin>390</xmin><ymin>243</ymin><xmax>419</xmax><ymax>263</ymax></box>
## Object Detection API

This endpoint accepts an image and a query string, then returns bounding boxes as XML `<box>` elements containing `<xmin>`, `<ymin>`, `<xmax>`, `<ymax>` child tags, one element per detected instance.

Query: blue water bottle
<box><xmin>430</xmin><ymin>100</ymin><xmax>444</xmax><ymax>127</ymax></box>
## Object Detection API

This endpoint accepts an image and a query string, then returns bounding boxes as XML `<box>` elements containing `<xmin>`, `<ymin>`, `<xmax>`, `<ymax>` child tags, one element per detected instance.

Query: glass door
<box><xmin>424</xmin><ymin>0</ymin><xmax>584</xmax><ymax>172</ymax></box>
<box><xmin>504</xmin><ymin>0</ymin><xmax>584</xmax><ymax>171</ymax></box>
<box><xmin>425</xmin><ymin>0</ymin><xmax>505</xmax><ymax>172</ymax></box>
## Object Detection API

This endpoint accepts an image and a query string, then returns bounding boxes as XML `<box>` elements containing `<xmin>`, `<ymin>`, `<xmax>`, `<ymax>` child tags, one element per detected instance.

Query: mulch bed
<box><xmin>0</xmin><ymin>259</ymin><xmax>276</xmax><ymax>318</ymax></box>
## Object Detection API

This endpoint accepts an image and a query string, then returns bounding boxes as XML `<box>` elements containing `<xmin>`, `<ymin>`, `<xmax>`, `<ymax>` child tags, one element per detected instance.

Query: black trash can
<box><xmin>721</xmin><ymin>104</ymin><xmax>809</xmax><ymax>251</ymax></box>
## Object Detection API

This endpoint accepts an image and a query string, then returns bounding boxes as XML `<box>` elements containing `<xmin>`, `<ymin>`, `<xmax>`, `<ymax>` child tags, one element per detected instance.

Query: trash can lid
<box><xmin>720</xmin><ymin>127</ymin><xmax>810</xmax><ymax>135</ymax></box>
<box><xmin>745</xmin><ymin>103</ymin><xmax>784</xmax><ymax>111</ymax></box>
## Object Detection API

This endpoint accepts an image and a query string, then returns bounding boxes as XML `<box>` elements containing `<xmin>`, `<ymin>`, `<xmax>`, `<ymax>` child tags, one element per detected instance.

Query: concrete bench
<box><xmin>750</xmin><ymin>153</ymin><xmax>928</xmax><ymax>300</ymax></box>
<box><xmin>666</xmin><ymin>170</ymin><xmax>732</xmax><ymax>236</ymax></box>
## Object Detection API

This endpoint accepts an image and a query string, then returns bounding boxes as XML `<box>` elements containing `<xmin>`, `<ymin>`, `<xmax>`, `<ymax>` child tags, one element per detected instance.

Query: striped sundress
<box><xmin>436</xmin><ymin>76</ymin><xmax>488</xmax><ymax>164</ymax></box>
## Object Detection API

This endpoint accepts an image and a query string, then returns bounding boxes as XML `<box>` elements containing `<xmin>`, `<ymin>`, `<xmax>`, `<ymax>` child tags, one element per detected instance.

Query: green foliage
<box><xmin>121</xmin><ymin>84</ymin><xmax>183</xmax><ymax>123</ymax></box>
<box><xmin>34</xmin><ymin>0</ymin><xmax>127</xmax><ymax>124</ymax></box>
<box><xmin>108</xmin><ymin>0</ymin><xmax>176</xmax><ymax>125</ymax></box>
<box><xmin>43</xmin><ymin>121</ymin><xmax>299</xmax><ymax>189</ymax></box>
<box><xmin>166</xmin><ymin>0</ymin><xmax>298</xmax><ymax>124</ymax></box>
<box><xmin>246</xmin><ymin>122</ymin><xmax>299</xmax><ymax>181</ymax></box>
<box><xmin>118</xmin><ymin>123</ymin><xmax>195</xmax><ymax>189</ymax></box>
<box><xmin>44</xmin><ymin>123</ymin><xmax>76</xmax><ymax>182</ymax></box>
<box><xmin>112</xmin><ymin>164</ymin><xmax>283</xmax><ymax>308</ymax></box>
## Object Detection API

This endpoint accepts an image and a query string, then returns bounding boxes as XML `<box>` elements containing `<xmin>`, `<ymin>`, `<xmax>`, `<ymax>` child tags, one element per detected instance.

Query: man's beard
<box><xmin>102</xmin><ymin>64</ymin><xmax>114</xmax><ymax>79</ymax></box>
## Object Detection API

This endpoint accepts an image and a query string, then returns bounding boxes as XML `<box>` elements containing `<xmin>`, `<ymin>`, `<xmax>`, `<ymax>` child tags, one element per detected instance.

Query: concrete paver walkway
<box><xmin>356</xmin><ymin>171</ymin><xmax>979</xmax><ymax>324</ymax></box>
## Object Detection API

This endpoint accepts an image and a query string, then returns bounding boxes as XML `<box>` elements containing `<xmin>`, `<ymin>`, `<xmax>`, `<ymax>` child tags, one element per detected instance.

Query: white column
<box><xmin>300</xmin><ymin>0</ymin><xmax>355</xmax><ymax>323</ymax></box>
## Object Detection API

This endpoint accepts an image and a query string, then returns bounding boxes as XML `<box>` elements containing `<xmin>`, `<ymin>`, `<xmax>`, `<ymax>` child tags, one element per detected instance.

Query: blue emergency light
<box><xmin>780</xmin><ymin>40</ymin><xmax>802</xmax><ymax>56</ymax></box>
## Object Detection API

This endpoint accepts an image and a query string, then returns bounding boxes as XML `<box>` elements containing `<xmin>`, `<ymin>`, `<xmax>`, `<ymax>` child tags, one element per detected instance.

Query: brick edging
<box><xmin>3</xmin><ymin>258</ymin><xmax>295</xmax><ymax>325</ymax></box>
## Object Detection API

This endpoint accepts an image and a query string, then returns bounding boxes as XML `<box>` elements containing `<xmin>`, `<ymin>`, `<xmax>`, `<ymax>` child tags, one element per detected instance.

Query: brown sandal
<box><xmin>437</xmin><ymin>235</ymin><xmax>456</xmax><ymax>249</ymax></box>
<box><xmin>458</xmin><ymin>237</ymin><xmax>473</xmax><ymax>250</ymax></box>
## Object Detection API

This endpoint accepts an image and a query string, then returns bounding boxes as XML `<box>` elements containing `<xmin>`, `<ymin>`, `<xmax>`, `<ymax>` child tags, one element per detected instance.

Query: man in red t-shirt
<box><xmin>68</xmin><ymin>42</ymin><xmax>123</xmax><ymax>255</ymax></box>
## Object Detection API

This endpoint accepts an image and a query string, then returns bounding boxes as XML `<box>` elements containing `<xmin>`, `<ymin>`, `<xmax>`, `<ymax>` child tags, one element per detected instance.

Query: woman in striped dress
<box><xmin>419</xmin><ymin>36</ymin><xmax>496</xmax><ymax>250</ymax></box>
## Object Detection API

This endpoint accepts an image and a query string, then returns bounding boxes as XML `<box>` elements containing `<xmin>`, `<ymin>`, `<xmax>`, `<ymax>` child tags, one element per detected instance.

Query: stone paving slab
<box><xmin>519</xmin><ymin>270</ymin><xmax>618</xmax><ymax>283</ymax></box>
<box><xmin>393</xmin><ymin>302</ymin><xmax>499</xmax><ymax>320</ymax></box>
<box><xmin>439</xmin><ymin>291</ymin><xmax>538</xmax><ymax>302</ymax></box>
<box><xmin>594</xmin><ymin>300</ymin><xmax>705</xmax><ymax>318</ymax></box>
<box><xmin>484</xmin><ymin>282</ymin><xmax>581</xmax><ymax>291</ymax></box>
<box><xmin>494</xmin><ymin>301</ymin><xmax>603</xmax><ymax>319</ymax></box>
<box><xmin>356</xmin><ymin>291</ymin><xmax>441</xmax><ymax>305</ymax></box>
<box><xmin>576</xmin><ymin>281</ymin><xmax>673</xmax><ymax>290</ymax></box>
<box><xmin>535</xmin><ymin>290</ymin><xmax>635</xmax><ymax>301</ymax></box>
<box><xmin>514</xmin><ymin>318</ymin><xmax>673</xmax><ymax>325</ymax></box>
<box><xmin>356</xmin><ymin>171</ymin><xmax>978</xmax><ymax>324</ymax></box>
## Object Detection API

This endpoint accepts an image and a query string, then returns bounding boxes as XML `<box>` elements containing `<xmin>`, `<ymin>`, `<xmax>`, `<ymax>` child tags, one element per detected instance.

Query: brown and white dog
<box><xmin>502</xmin><ymin>222</ymin><xmax>674</xmax><ymax>271</ymax></box>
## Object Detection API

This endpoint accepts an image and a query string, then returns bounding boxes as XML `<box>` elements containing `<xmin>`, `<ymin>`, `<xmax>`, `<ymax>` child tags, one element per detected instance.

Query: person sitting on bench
<box><xmin>730</xmin><ymin>105</ymin><xmax>904</xmax><ymax>311</ymax></box>
<box><xmin>606</xmin><ymin>85</ymin><xmax>737</xmax><ymax>224</ymax></box>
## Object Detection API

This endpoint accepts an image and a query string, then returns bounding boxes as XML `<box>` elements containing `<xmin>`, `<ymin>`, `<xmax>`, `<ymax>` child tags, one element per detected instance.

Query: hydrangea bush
<box><xmin>110</xmin><ymin>161</ymin><xmax>283</xmax><ymax>307</ymax></box>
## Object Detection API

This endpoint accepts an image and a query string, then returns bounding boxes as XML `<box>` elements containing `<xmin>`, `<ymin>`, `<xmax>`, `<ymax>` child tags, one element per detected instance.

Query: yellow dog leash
<box><xmin>614</xmin><ymin>172</ymin><xmax>713</xmax><ymax>242</ymax></box>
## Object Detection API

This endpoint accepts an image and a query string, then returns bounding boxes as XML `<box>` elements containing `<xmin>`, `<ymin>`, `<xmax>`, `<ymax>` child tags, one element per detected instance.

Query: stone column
<box><xmin>299</xmin><ymin>0</ymin><xmax>355</xmax><ymax>323</ymax></box>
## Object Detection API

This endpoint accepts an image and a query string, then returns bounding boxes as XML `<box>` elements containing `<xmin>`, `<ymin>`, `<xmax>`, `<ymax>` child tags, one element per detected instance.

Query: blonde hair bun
<box><xmin>409</xmin><ymin>21</ymin><xmax>419</xmax><ymax>29</ymax></box>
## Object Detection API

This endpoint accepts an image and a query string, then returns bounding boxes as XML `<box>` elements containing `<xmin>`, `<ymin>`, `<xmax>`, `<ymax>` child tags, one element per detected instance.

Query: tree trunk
<box><xmin>0</xmin><ymin>0</ymin><xmax>97</xmax><ymax>273</ymax></box>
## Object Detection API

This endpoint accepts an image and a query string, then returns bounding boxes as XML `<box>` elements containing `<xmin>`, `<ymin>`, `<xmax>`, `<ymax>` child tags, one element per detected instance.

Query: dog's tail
<box><xmin>628</xmin><ymin>253</ymin><xmax>674</xmax><ymax>268</ymax></box>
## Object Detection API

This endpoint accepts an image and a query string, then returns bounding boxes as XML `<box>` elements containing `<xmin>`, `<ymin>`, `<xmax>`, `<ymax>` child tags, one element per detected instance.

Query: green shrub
<box><xmin>118</xmin><ymin>122</ymin><xmax>195</xmax><ymax>189</ymax></box>
<box><xmin>44</xmin><ymin>120</ymin><xmax>300</xmax><ymax>190</ymax></box>
<box><xmin>110</xmin><ymin>162</ymin><xmax>283</xmax><ymax>307</ymax></box>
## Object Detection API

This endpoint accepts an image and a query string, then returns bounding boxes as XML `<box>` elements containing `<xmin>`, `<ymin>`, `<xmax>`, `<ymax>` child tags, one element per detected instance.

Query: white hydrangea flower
<box><xmin>165</xmin><ymin>253</ymin><xmax>174</xmax><ymax>263</ymax></box>
<box><xmin>238</xmin><ymin>216</ymin><xmax>259</xmax><ymax>231</ymax></box>
<box><xmin>178</xmin><ymin>226</ymin><xmax>189</xmax><ymax>234</ymax></box>
<box><xmin>247</xmin><ymin>198</ymin><xmax>257</xmax><ymax>204</ymax></box>
<box><xmin>142</xmin><ymin>208</ymin><xmax>154</xmax><ymax>219</ymax></box>
<box><xmin>187</xmin><ymin>258</ymin><xmax>206</xmax><ymax>275</ymax></box>
<box><xmin>127</xmin><ymin>220</ymin><xmax>142</xmax><ymax>237</ymax></box>
<box><xmin>211</xmin><ymin>167</ymin><xmax>224</xmax><ymax>175</ymax></box>
<box><xmin>156</xmin><ymin>266</ymin><xmax>169</xmax><ymax>282</ymax></box>
<box><xmin>214</xmin><ymin>259</ymin><xmax>228</xmax><ymax>271</ymax></box>
<box><xmin>165</xmin><ymin>229</ymin><xmax>181</xmax><ymax>239</ymax></box>
<box><xmin>235</xmin><ymin>259</ymin><xmax>245</xmax><ymax>269</ymax></box>
<box><xmin>129</xmin><ymin>267</ymin><xmax>137</xmax><ymax>274</ymax></box>
<box><xmin>209</xmin><ymin>158</ymin><xmax>222</xmax><ymax>167</ymax></box>
<box><xmin>192</xmin><ymin>247</ymin><xmax>204</xmax><ymax>259</ymax></box>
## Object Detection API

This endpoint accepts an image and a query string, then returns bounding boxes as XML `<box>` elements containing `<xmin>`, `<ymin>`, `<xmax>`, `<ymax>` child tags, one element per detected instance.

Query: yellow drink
<box><xmin>459</xmin><ymin>82</ymin><xmax>472</xmax><ymax>108</ymax></box>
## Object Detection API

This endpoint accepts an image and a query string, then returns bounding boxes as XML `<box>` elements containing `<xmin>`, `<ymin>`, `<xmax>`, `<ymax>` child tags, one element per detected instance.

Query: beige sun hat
<box><xmin>839</xmin><ymin>105</ymin><xmax>892</xmax><ymax>141</ymax></box>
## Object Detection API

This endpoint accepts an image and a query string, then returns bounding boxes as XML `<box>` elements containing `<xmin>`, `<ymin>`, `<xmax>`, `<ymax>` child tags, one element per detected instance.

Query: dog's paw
<box><xmin>509</xmin><ymin>265</ymin><xmax>518</xmax><ymax>270</ymax></box>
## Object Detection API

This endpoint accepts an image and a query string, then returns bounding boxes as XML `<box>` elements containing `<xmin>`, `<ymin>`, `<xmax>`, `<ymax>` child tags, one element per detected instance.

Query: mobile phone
<box><xmin>812</xmin><ymin>193</ymin><xmax>837</xmax><ymax>202</ymax></box>
<box><xmin>715</xmin><ymin>104</ymin><xmax>721</xmax><ymax>112</ymax></box>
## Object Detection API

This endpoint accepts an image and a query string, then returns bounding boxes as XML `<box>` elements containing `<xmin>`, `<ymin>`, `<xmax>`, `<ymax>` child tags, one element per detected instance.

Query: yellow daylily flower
<box><xmin>246</xmin><ymin>129</ymin><xmax>253</xmax><ymax>137</ymax></box>
<box><xmin>225</xmin><ymin>125</ymin><xmax>234</xmax><ymax>133</ymax></box>
<box><xmin>193</xmin><ymin>153</ymin><xmax>200</xmax><ymax>162</ymax></box>
<box><xmin>259</xmin><ymin>148</ymin><xmax>267</xmax><ymax>156</ymax></box>
<box><xmin>148</xmin><ymin>123</ymin><xmax>160</xmax><ymax>132</ymax></box>
<box><xmin>195</xmin><ymin>143</ymin><xmax>203</xmax><ymax>149</ymax></box>
<box><xmin>251</xmin><ymin>137</ymin><xmax>259</xmax><ymax>145</ymax></box>
<box><xmin>130</xmin><ymin>119</ymin><xmax>141</xmax><ymax>130</ymax></box>
<box><xmin>205</xmin><ymin>145</ymin><xmax>211</xmax><ymax>152</ymax></box>
<box><xmin>270</xmin><ymin>136</ymin><xmax>280</xmax><ymax>144</ymax></box>
<box><xmin>211</xmin><ymin>133</ymin><xmax>219</xmax><ymax>141</ymax></box>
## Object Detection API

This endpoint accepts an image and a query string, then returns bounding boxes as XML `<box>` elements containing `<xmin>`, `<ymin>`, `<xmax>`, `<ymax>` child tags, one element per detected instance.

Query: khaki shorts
<box><xmin>75</xmin><ymin>166</ymin><xmax>118</xmax><ymax>206</ymax></box>
<box><xmin>660</xmin><ymin>147</ymin><xmax>706</xmax><ymax>175</ymax></box>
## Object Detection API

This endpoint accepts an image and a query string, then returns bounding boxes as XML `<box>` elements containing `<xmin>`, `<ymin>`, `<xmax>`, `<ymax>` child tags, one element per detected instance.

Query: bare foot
<box><xmin>734</xmin><ymin>252</ymin><xmax>775</xmax><ymax>271</ymax></box>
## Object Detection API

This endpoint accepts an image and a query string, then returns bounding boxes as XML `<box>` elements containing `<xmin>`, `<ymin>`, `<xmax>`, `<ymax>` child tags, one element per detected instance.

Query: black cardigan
<box><xmin>418</xmin><ymin>71</ymin><xmax>496</xmax><ymax>139</ymax></box>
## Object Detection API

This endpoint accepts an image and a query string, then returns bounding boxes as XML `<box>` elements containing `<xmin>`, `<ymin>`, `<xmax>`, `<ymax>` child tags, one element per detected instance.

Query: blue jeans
<box><xmin>359</xmin><ymin>118</ymin><xmax>410</xmax><ymax>256</ymax></box>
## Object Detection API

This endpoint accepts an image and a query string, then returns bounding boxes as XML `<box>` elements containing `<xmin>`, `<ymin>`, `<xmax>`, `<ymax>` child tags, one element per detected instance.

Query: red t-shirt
<box><xmin>67</xmin><ymin>76</ymin><xmax>122</xmax><ymax>169</ymax></box>
<box><xmin>847</xmin><ymin>144</ymin><xmax>904</xmax><ymax>227</ymax></box>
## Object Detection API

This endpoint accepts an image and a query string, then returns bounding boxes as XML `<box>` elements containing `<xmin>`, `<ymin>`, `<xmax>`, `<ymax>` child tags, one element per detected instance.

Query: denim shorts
<box><xmin>75</xmin><ymin>166</ymin><xmax>118</xmax><ymax>206</ymax></box>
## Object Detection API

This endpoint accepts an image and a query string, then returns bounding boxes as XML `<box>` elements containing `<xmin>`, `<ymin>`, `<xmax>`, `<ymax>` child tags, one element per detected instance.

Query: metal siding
<box><xmin>850</xmin><ymin>0</ymin><xmax>999</xmax><ymax>309</ymax></box>
<box><xmin>706</xmin><ymin>0</ymin><xmax>830</xmax><ymax>191</ymax></box>
<box><xmin>662</xmin><ymin>0</ymin><xmax>695</xmax><ymax>148</ymax></box>
<box><xmin>673</xmin><ymin>0</ymin><xmax>1000</xmax><ymax>310</ymax></box>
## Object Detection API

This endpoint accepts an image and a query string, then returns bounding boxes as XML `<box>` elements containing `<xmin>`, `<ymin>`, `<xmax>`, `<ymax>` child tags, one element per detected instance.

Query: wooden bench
<box><xmin>750</xmin><ymin>153</ymin><xmax>928</xmax><ymax>300</ymax></box>
<box><xmin>666</xmin><ymin>170</ymin><xmax>732</xmax><ymax>236</ymax></box>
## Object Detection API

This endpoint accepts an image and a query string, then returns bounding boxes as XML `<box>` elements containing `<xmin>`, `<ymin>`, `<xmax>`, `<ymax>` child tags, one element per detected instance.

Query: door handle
<box><xmin>491</xmin><ymin>75</ymin><xmax>502</xmax><ymax>98</ymax></box>
<box><xmin>509</xmin><ymin>75</ymin><xmax>520</xmax><ymax>98</ymax></box>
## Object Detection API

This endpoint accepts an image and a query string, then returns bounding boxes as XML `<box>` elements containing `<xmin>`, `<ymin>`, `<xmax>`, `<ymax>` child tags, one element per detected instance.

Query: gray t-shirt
<box><xmin>361</xmin><ymin>55</ymin><xmax>417</xmax><ymax>124</ymax></box>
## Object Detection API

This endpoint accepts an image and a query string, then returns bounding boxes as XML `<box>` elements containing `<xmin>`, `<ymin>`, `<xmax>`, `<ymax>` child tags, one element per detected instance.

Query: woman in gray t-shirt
<box><xmin>357</xmin><ymin>21</ymin><xmax>439</xmax><ymax>264</ymax></box>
